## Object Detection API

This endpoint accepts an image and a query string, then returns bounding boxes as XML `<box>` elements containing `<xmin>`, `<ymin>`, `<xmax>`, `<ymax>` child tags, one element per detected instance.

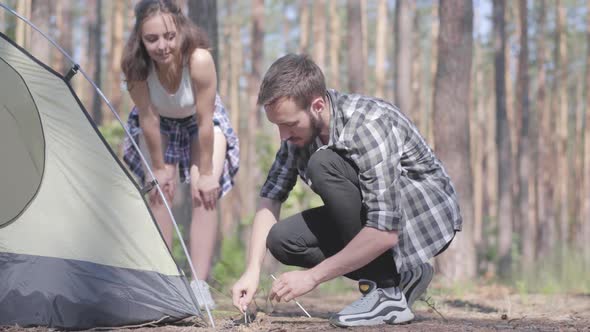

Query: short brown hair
<box><xmin>121</xmin><ymin>0</ymin><xmax>210</xmax><ymax>82</ymax></box>
<box><xmin>257</xmin><ymin>54</ymin><xmax>326</xmax><ymax>110</ymax></box>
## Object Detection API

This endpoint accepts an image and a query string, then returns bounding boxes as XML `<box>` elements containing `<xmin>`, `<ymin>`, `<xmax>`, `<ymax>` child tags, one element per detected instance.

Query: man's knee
<box><xmin>307</xmin><ymin>149</ymin><xmax>341</xmax><ymax>186</ymax></box>
<box><xmin>266</xmin><ymin>222</ymin><xmax>291</xmax><ymax>265</ymax></box>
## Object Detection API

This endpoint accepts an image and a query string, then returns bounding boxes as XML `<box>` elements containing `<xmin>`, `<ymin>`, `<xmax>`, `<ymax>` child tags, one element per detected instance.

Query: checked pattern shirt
<box><xmin>260</xmin><ymin>90</ymin><xmax>462</xmax><ymax>272</ymax></box>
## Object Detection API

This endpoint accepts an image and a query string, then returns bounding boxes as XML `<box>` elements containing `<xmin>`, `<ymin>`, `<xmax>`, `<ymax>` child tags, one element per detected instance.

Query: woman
<box><xmin>121</xmin><ymin>0</ymin><xmax>239</xmax><ymax>309</ymax></box>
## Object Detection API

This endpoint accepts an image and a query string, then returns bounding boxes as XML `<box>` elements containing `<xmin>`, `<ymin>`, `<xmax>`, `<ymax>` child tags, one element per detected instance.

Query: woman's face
<box><xmin>141</xmin><ymin>13</ymin><xmax>179</xmax><ymax>65</ymax></box>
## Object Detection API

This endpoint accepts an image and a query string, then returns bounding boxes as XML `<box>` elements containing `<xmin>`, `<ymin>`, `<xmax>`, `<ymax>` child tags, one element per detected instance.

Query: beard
<box><xmin>299</xmin><ymin>110</ymin><xmax>322</xmax><ymax>146</ymax></box>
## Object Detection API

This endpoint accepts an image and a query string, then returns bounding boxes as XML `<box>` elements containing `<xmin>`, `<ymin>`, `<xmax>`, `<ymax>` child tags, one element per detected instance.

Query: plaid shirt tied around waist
<box><xmin>123</xmin><ymin>95</ymin><xmax>239</xmax><ymax>197</ymax></box>
<box><xmin>260</xmin><ymin>90</ymin><xmax>462</xmax><ymax>272</ymax></box>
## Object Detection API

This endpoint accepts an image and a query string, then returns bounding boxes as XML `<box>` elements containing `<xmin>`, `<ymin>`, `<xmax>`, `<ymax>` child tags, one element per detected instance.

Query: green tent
<box><xmin>0</xmin><ymin>27</ymin><xmax>201</xmax><ymax>330</ymax></box>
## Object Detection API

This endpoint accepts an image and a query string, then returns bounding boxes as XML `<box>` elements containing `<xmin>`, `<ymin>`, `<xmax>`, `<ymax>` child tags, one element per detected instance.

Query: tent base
<box><xmin>0</xmin><ymin>252</ymin><xmax>199</xmax><ymax>330</ymax></box>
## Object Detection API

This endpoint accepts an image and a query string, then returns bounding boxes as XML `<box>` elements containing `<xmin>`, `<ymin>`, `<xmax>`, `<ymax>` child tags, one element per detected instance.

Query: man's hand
<box><xmin>231</xmin><ymin>270</ymin><xmax>260</xmax><ymax>313</ymax></box>
<box><xmin>270</xmin><ymin>270</ymin><xmax>318</xmax><ymax>303</ymax></box>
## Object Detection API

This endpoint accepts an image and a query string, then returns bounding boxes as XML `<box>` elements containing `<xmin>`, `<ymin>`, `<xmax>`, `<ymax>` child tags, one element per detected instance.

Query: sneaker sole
<box><xmin>329</xmin><ymin>305</ymin><xmax>414</xmax><ymax>327</ymax></box>
<box><xmin>402</xmin><ymin>263</ymin><xmax>434</xmax><ymax>307</ymax></box>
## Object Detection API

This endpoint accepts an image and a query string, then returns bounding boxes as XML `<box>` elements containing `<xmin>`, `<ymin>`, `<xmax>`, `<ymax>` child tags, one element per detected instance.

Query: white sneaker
<box><xmin>329</xmin><ymin>279</ymin><xmax>414</xmax><ymax>327</ymax></box>
<box><xmin>190</xmin><ymin>280</ymin><xmax>216</xmax><ymax>310</ymax></box>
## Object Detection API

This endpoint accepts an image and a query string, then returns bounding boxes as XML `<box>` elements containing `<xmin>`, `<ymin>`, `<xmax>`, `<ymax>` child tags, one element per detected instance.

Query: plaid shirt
<box><xmin>260</xmin><ymin>90</ymin><xmax>462</xmax><ymax>272</ymax></box>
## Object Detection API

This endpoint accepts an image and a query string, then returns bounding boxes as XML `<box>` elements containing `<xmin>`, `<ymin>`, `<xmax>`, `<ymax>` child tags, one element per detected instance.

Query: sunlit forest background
<box><xmin>1</xmin><ymin>0</ymin><xmax>589</xmax><ymax>294</ymax></box>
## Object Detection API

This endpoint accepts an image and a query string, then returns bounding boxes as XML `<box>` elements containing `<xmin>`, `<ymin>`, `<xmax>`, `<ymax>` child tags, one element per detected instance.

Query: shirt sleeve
<box><xmin>260</xmin><ymin>141</ymin><xmax>299</xmax><ymax>202</ymax></box>
<box><xmin>336</xmin><ymin>116</ymin><xmax>406</xmax><ymax>231</ymax></box>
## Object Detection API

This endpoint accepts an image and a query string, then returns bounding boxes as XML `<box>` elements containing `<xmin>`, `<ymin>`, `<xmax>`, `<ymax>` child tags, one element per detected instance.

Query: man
<box><xmin>231</xmin><ymin>54</ymin><xmax>462</xmax><ymax>327</ymax></box>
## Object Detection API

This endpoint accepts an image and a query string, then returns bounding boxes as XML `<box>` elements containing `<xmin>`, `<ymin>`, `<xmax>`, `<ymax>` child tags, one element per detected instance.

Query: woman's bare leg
<box><xmin>190</xmin><ymin>129</ymin><xmax>227</xmax><ymax>280</ymax></box>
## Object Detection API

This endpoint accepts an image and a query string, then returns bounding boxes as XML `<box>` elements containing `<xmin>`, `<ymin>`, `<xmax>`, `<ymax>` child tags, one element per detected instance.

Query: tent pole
<box><xmin>0</xmin><ymin>3</ymin><xmax>215</xmax><ymax>328</ymax></box>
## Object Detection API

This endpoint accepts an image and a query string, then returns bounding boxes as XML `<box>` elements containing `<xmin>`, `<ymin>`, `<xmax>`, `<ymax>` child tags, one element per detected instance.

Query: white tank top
<box><xmin>146</xmin><ymin>64</ymin><xmax>195</xmax><ymax>118</ymax></box>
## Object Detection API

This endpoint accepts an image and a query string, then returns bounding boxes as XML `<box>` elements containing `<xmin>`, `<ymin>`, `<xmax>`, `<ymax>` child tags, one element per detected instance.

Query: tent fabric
<box><xmin>0</xmin><ymin>252</ymin><xmax>196</xmax><ymax>329</ymax></box>
<box><xmin>0</xmin><ymin>31</ymin><xmax>199</xmax><ymax>329</ymax></box>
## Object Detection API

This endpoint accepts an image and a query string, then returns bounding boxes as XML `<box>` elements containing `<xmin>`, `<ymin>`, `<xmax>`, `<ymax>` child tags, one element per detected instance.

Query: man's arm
<box><xmin>246</xmin><ymin>198</ymin><xmax>282</xmax><ymax>274</ymax></box>
<box><xmin>232</xmin><ymin>141</ymin><xmax>298</xmax><ymax>311</ymax></box>
<box><xmin>231</xmin><ymin>197</ymin><xmax>281</xmax><ymax>311</ymax></box>
<box><xmin>309</xmin><ymin>227</ymin><xmax>398</xmax><ymax>284</ymax></box>
<box><xmin>270</xmin><ymin>227</ymin><xmax>398</xmax><ymax>302</ymax></box>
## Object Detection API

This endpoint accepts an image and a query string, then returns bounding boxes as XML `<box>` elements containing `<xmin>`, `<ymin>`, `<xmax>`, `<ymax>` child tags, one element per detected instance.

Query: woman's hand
<box><xmin>150</xmin><ymin>164</ymin><xmax>176</xmax><ymax>205</ymax></box>
<box><xmin>190</xmin><ymin>167</ymin><xmax>220</xmax><ymax>210</ymax></box>
<box><xmin>197</xmin><ymin>173</ymin><xmax>220</xmax><ymax>210</ymax></box>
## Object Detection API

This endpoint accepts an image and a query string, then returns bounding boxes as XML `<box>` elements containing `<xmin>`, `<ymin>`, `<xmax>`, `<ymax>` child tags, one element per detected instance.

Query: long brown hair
<box><xmin>121</xmin><ymin>0</ymin><xmax>210</xmax><ymax>83</ymax></box>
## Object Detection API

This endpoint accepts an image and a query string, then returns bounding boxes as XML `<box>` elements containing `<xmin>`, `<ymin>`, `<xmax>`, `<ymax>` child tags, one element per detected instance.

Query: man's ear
<box><xmin>310</xmin><ymin>96</ymin><xmax>325</xmax><ymax>114</ymax></box>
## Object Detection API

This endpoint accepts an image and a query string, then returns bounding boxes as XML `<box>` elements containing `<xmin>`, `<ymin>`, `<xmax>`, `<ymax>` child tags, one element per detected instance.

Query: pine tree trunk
<box><xmin>312</xmin><ymin>0</ymin><xmax>326</xmax><ymax>70</ymax></box>
<box><xmin>493</xmin><ymin>0</ymin><xmax>513</xmax><ymax>279</ymax></box>
<box><xmin>91</xmin><ymin>0</ymin><xmax>104</xmax><ymax>126</ymax></box>
<box><xmin>374</xmin><ymin>0</ymin><xmax>388</xmax><ymax>99</ymax></box>
<box><xmin>361</xmin><ymin>0</ymin><xmax>368</xmax><ymax>91</ymax></box>
<box><xmin>15</xmin><ymin>0</ymin><xmax>31</xmax><ymax>49</ymax></box>
<box><xmin>329</xmin><ymin>0</ymin><xmax>341</xmax><ymax>90</ymax></box>
<box><xmin>394</xmin><ymin>0</ymin><xmax>415</xmax><ymax>119</ymax></box>
<box><xmin>471</xmin><ymin>39</ymin><xmax>485</xmax><ymax>255</ymax></box>
<box><xmin>582</xmin><ymin>0</ymin><xmax>590</xmax><ymax>264</ymax></box>
<box><xmin>411</xmin><ymin>10</ymin><xmax>422</xmax><ymax>131</ymax></box>
<box><xmin>555</xmin><ymin>0</ymin><xmax>569</xmax><ymax>254</ymax></box>
<box><xmin>536</xmin><ymin>0</ymin><xmax>556</xmax><ymax>260</ymax></box>
<box><xmin>188</xmin><ymin>0</ymin><xmax>219</xmax><ymax>68</ymax></box>
<box><xmin>108</xmin><ymin>0</ymin><xmax>124</xmax><ymax>116</ymax></box>
<box><xmin>347</xmin><ymin>0</ymin><xmax>364</xmax><ymax>93</ymax></box>
<box><xmin>0</xmin><ymin>6</ymin><xmax>4</xmax><ymax>32</ymax></box>
<box><xmin>427</xmin><ymin>2</ymin><xmax>439</xmax><ymax>148</ymax></box>
<box><xmin>30</xmin><ymin>0</ymin><xmax>52</xmax><ymax>64</ymax></box>
<box><xmin>226</xmin><ymin>1</ymin><xmax>244</xmax><ymax>237</ymax></box>
<box><xmin>246</xmin><ymin>0</ymin><xmax>264</xmax><ymax>216</ymax></box>
<box><xmin>299</xmin><ymin>0</ymin><xmax>310</xmax><ymax>53</ymax></box>
<box><xmin>432</xmin><ymin>0</ymin><xmax>476</xmax><ymax>281</ymax></box>
<box><xmin>283</xmin><ymin>2</ymin><xmax>294</xmax><ymax>52</ymax></box>
<box><xmin>516</xmin><ymin>0</ymin><xmax>534</xmax><ymax>272</ymax></box>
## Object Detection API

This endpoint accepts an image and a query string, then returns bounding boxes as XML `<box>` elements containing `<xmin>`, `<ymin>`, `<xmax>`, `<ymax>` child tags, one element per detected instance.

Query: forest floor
<box><xmin>2</xmin><ymin>282</ymin><xmax>589</xmax><ymax>332</ymax></box>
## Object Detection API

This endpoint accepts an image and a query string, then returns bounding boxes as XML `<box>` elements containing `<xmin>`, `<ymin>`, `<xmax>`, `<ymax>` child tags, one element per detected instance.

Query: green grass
<box><xmin>514</xmin><ymin>247</ymin><xmax>590</xmax><ymax>295</ymax></box>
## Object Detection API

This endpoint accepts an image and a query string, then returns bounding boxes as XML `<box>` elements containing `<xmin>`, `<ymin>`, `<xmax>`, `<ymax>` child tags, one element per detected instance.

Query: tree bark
<box><xmin>471</xmin><ymin>37</ymin><xmax>484</xmax><ymax>256</ymax></box>
<box><xmin>374</xmin><ymin>0</ymin><xmax>388</xmax><ymax>99</ymax></box>
<box><xmin>312</xmin><ymin>0</ymin><xmax>326</xmax><ymax>70</ymax></box>
<box><xmin>91</xmin><ymin>0</ymin><xmax>104</xmax><ymax>126</ymax></box>
<box><xmin>0</xmin><ymin>6</ymin><xmax>4</xmax><ymax>32</ymax></box>
<box><xmin>51</xmin><ymin>0</ymin><xmax>72</xmax><ymax>75</ymax></box>
<box><xmin>347</xmin><ymin>0</ymin><xmax>364</xmax><ymax>93</ymax></box>
<box><xmin>427</xmin><ymin>2</ymin><xmax>439</xmax><ymax>147</ymax></box>
<box><xmin>583</xmin><ymin>0</ymin><xmax>590</xmax><ymax>264</ymax></box>
<box><xmin>493</xmin><ymin>0</ymin><xmax>513</xmax><ymax>279</ymax></box>
<box><xmin>536</xmin><ymin>0</ymin><xmax>556</xmax><ymax>260</ymax></box>
<box><xmin>432</xmin><ymin>0</ymin><xmax>476</xmax><ymax>281</ymax></box>
<box><xmin>299</xmin><ymin>0</ymin><xmax>310</xmax><ymax>54</ymax></box>
<box><xmin>188</xmin><ymin>0</ymin><xmax>219</xmax><ymax>69</ymax></box>
<box><xmin>411</xmin><ymin>9</ymin><xmax>422</xmax><ymax>131</ymax></box>
<box><xmin>227</xmin><ymin>1</ymin><xmax>244</xmax><ymax>237</ymax></box>
<box><xmin>30</xmin><ymin>0</ymin><xmax>52</xmax><ymax>64</ymax></box>
<box><xmin>108</xmin><ymin>0</ymin><xmax>124</xmax><ymax>117</ymax></box>
<box><xmin>361</xmin><ymin>0</ymin><xmax>368</xmax><ymax>91</ymax></box>
<box><xmin>555</xmin><ymin>0</ymin><xmax>569</xmax><ymax>253</ymax></box>
<box><xmin>394</xmin><ymin>0</ymin><xmax>415</xmax><ymax>120</ymax></box>
<box><xmin>15</xmin><ymin>0</ymin><xmax>31</xmax><ymax>49</ymax></box>
<box><xmin>246</xmin><ymin>0</ymin><xmax>264</xmax><ymax>216</ymax></box>
<box><xmin>329</xmin><ymin>0</ymin><xmax>341</xmax><ymax>90</ymax></box>
<box><xmin>516</xmin><ymin>0</ymin><xmax>534</xmax><ymax>272</ymax></box>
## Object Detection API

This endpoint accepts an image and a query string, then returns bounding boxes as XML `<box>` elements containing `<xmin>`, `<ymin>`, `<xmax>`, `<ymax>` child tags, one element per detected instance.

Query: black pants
<box><xmin>266</xmin><ymin>149</ymin><xmax>400</xmax><ymax>288</ymax></box>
